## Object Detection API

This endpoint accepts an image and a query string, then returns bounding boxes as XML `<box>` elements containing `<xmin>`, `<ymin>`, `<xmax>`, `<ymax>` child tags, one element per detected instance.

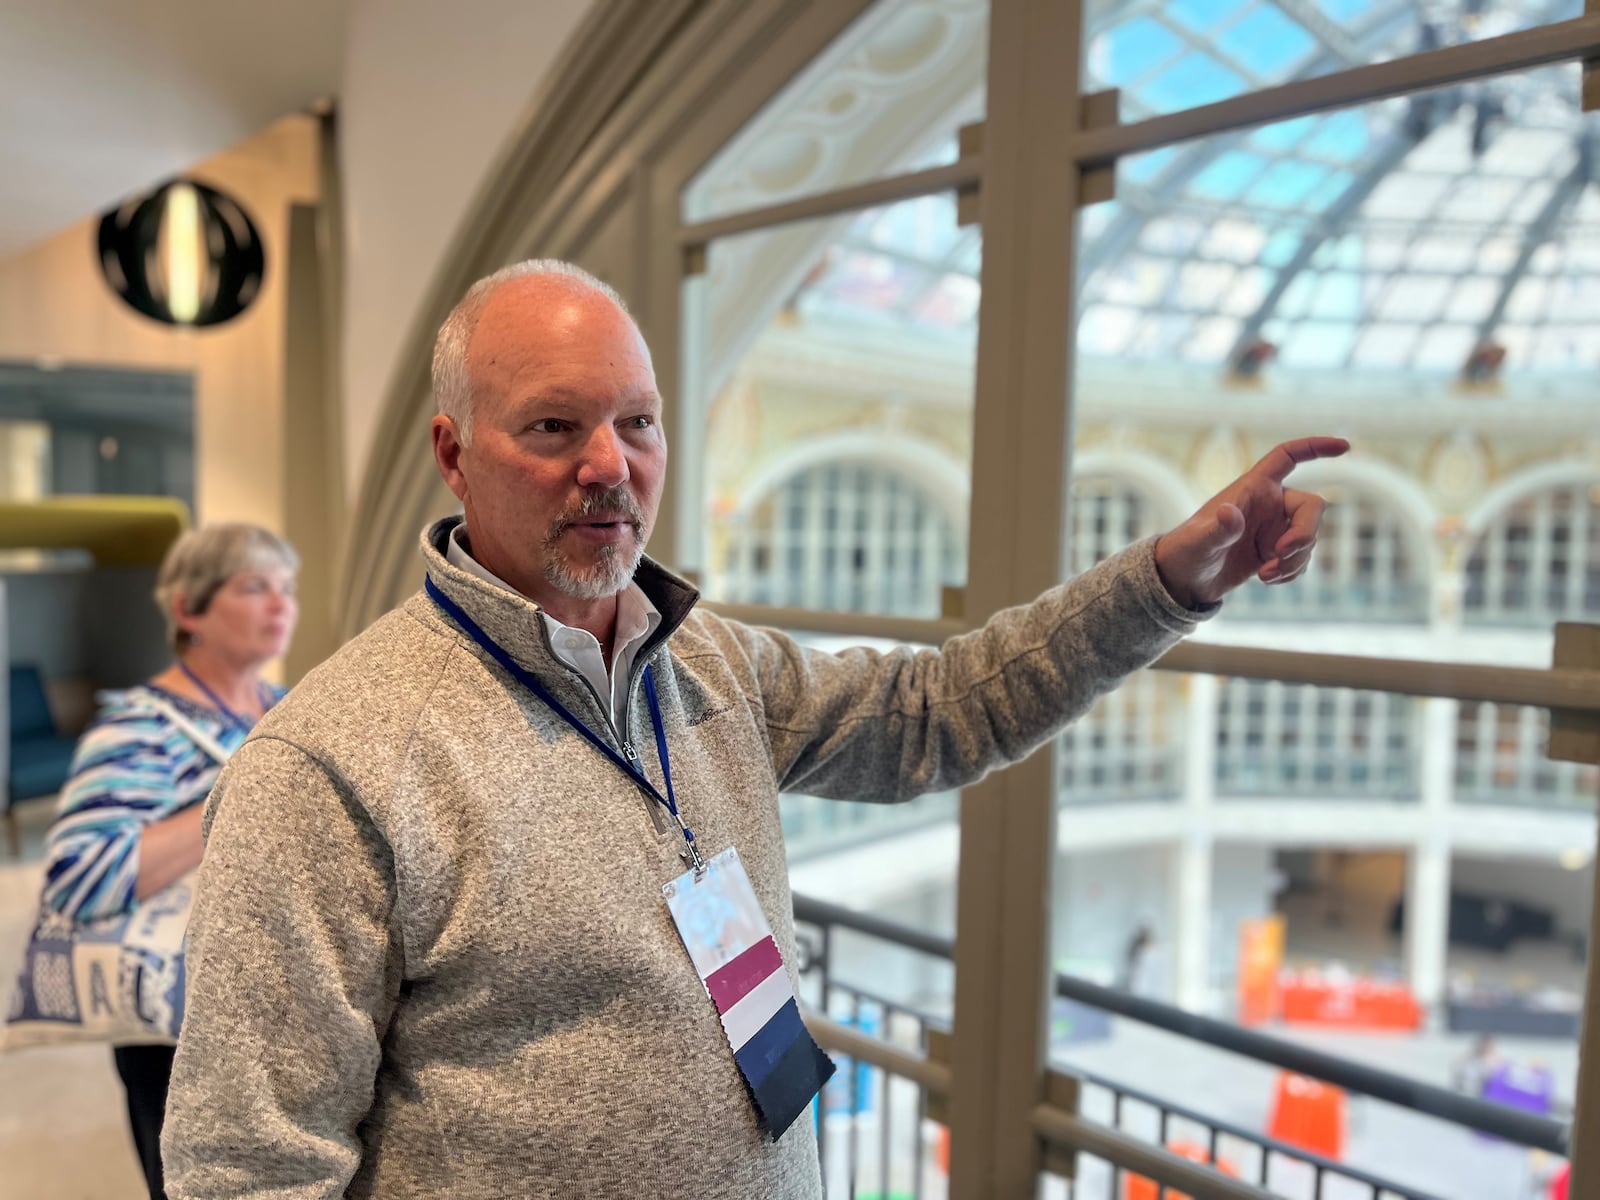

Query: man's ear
<box><xmin>432</xmin><ymin>416</ymin><xmax>470</xmax><ymax>504</ymax></box>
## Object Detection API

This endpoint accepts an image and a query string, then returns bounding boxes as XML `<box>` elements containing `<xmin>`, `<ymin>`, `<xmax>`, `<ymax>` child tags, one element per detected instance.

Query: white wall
<box><xmin>1051</xmin><ymin>842</ymin><xmax>1275</xmax><ymax>1002</ymax></box>
<box><xmin>338</xmin><ymin>0</ymin><xmax>598</xmax><ymax>491</ymax></box>
<box><xmin>1052</xmin><ymin>845</ymin><xmax>1175</xmax><ymax>995</ymax></box>
<box><xmin>1209</xmin><ymin>843</ymin><xmax>1276</xmax><ymax>987</ymax></box>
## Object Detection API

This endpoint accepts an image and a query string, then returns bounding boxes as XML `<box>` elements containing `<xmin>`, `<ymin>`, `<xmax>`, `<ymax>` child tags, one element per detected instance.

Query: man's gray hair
<box><xmin>432</xmin><ymin>259</ymin><xmax>628</xmax><ymax>447</ymax></box>
<box><xmin>155</xmin><ymin>524</ymin><xmax>299</xmax><ymax>654</ymax></box>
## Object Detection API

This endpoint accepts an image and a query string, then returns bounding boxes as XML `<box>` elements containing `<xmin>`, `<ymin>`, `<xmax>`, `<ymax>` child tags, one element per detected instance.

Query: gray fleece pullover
<box><xmin>162</xmin><ymin>517</ymin><xmax>1209</xmax><ymax>1199</ymax></box>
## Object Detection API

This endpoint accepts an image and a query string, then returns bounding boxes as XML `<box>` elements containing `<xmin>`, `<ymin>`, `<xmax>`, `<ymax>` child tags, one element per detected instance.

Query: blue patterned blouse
<box><xmin>42</xmin><ymin>684</ymin><xmax>284</xmax><ymax>922</ymax></box>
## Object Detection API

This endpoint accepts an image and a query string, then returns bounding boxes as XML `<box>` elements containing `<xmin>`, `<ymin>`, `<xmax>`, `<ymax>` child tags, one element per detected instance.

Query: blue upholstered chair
<box><xmin>6</xmin><ymin>665</ymin><xmax>78</xmax><ymax>856</ymax></box>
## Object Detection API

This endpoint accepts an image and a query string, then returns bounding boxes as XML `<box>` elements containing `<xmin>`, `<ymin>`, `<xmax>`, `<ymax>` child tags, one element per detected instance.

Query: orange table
<box><xmin>1279</xmin><ymin>972</ymin><xmax>1421</xmax><ymax>1030</ymax></box>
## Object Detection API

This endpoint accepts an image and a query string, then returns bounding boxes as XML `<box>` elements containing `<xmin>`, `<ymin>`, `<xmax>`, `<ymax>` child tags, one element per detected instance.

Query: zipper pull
<box><xmin>622</xmin><ymin>740</ymin><xmax>639</xmax><ymax>763</ymax></box>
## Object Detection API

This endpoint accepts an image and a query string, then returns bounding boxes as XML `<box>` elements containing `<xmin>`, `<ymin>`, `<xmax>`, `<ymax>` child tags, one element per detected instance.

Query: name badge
<box><xmin>664</xmin><ymin>847</ymin><xmax>835</xmax><ymax>1139</ymax></box>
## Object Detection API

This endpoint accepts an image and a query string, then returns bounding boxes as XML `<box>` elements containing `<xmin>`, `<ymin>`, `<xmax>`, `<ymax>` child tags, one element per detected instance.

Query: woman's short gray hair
<box><xmin>431</xmin><ymin>259</ymin><xmax>627</xmax><ymax>447</ymax></box>
<box><xmin>154</xmin><ymin>524</ymin><xmax>299</xmax><ymax>654</ymax></box>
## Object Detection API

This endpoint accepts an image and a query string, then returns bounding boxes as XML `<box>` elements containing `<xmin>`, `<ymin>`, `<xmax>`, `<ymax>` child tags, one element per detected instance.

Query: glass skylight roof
<box><xmin>789</xmin><ymin>0</ymin><xmax>1597</xmax><ymax>374</ymax></box>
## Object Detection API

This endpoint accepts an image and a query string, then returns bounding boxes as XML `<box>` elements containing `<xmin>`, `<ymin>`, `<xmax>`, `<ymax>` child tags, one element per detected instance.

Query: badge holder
<box><xmin>665</xmin><ymin>848</ymin><xmax>835</xmax><ymax>1139</ymax></box>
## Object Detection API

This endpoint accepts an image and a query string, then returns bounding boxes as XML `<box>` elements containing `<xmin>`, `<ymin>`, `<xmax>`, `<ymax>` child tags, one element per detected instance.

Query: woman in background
<box><xmin>42</xmin><ymin>523</ymin><xmax>299</xmax><ymax>1200</ymax></box>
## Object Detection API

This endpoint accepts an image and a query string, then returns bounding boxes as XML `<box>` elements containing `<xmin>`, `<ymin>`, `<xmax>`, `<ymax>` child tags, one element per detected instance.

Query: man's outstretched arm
<box><xmin>720</xmin><ymin>436</ymin><xmax>1350</xmax><ymax>802</ymax></box>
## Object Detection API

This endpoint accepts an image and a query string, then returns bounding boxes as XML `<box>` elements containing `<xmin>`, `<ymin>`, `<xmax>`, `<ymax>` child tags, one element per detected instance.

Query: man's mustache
<box><xmin>546</xmin><ymin>488</ymin><xmax>646</xmax><ymax>539</ymax></box>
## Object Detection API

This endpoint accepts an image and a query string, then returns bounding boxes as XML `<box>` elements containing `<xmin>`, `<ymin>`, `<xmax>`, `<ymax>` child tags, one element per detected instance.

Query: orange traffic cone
<box><xmin>1267</xmin><ymin>1072</ymin><xmax>1345</xmax><ymax>1160</ymax></box>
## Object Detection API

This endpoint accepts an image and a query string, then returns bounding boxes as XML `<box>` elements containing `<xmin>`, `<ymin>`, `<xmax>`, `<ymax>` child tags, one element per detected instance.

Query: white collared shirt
<box><xmin>446</xmin><ymin>525</ymin><xmax>661</xmax><ymax>731</ymax></box>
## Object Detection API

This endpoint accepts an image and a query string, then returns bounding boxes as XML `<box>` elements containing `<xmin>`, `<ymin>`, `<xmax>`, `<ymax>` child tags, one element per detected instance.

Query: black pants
<box><xmin>113</xmin><ymin>1043</ymin><xmax>174</xmax><ymax>1200</ymax></box>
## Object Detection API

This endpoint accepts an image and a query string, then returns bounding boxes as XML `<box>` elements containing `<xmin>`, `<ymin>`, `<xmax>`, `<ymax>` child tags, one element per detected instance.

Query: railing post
<box><xmin>1407</xmin><ymin>697</ymin><xmax>1457</xmax><ymax>1009</ymax></box>
<box><xmin>1558</xmin><ymin>621</ymin><xmax>1599</xmax><ymax>1195</ymax></box>
<box><xmin>1177</xmin><ymin>674</ymin><xmax>1219</xmax><ymax>1012</ymax></box>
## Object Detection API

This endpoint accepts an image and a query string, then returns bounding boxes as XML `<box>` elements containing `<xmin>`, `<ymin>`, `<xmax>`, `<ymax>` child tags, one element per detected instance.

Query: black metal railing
<box><xmin>793</xmin><ymin>892</ymin><xmax>1572</xmax><ymax>1200</ymax></box>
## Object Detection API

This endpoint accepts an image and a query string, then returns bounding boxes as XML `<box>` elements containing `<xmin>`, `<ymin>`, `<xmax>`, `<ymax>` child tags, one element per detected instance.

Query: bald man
<box><xmin>163</xmin><ymin>259</ymin><xmax>1346</xmax><ymax>1199</ymax></box>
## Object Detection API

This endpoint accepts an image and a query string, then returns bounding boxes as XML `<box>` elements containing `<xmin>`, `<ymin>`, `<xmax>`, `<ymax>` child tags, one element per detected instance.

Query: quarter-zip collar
<box><xmin>417</xmin><ymin>516</ymin><xmax>700</xmax><ymax>732</ymax></box>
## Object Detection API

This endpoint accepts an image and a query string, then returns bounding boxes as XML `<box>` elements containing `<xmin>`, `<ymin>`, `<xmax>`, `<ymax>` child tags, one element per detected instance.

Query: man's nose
<box><xmin>575</xmin><ymin>425</ymin><xmax>630</xmax><ymax>489</ymax></box>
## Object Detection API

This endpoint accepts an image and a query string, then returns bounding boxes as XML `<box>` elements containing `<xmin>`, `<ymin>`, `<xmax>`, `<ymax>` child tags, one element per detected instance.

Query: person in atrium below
<box><xmin>42</xmin><ymin>524</ymin><xmax>299</xmax><ymax>1200</ymax></box>
<box><xmin>162</xmin><ymin>260</ymin><xmax>1346</xmax><ymax>1200</ymax></box>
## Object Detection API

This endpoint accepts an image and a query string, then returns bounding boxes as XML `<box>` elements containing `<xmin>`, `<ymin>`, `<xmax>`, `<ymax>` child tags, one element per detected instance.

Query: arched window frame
<box><xmin>1462</xmin><ymin>464</ymin><xmax>1600</xmax><ymax>627</ymax></box>
<box><xmin>713</xmin><ymin>434</ymin><xmax>969</xmax><ymax>617</ymax></box>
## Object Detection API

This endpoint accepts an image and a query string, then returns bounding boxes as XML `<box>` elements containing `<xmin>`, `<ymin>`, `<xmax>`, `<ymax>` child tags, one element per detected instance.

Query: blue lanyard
<box><xmin>177</xmin><ymin>662</ymin><xmax>268</xmax><ymax>734</ymax></box>
<box><xmin>424</xmin><ymin>576</ymin><xmax>702</xmax><ymax>871</ymax></box>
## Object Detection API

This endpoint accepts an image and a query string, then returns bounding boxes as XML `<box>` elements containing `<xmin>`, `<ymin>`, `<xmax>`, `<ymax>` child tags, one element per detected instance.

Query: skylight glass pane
<box><xmin>1377</xmin><ymin>277</ymin><xmax>1452</xmax><ymax>322</ymax></box>
<box><xmin>1323</xmin><ymin>167</ymin><xmax>1365</xmax><ymax>207</ymax></box>
<box><xmin>1434</xmin><ymin>177</ymin><xmax>1523</xmax><ymax>224</ymax></box>
<box><xmin>1476</xmin><ymin>237</ymin><xmax>1522</xmax><ymax>273</ymax></box>
<box><xmin>1099</xmin><ymin>257</ymin><xmax>1177</xmax><ymax>307</ymax></box>
<box><xmin>1129</xmin><ymin>314</ymin><xmax>1201</xmax><ymax>357</ymax></box>
<box><xmin>1366</xmin><ymin>174</ymin><xmax>1450</xmax><ymax>219</ymax></box>
<box><xmin>1533</xmin><ymin>327</ymin><xmax>1590</xmax><ymax>367</ymax></box>
<box><xmin>1192</xmin><ymin>152</ymin><xmax>1271</xmax><ymax>201</ymax></box>
<box><xmin>1530</xmin><ymin>243</ymin><xmax>1564</xmax><ymax>275</ymax></box>
<box><xmin>1277</xmin><ymin>272</ymin><xmax>1318</xmax><ymax>319</ymax></box>
<box><xmin>1140</xmin><ymin>216</ymin><xmax>1209</xmax><ymax>257</ymax></box>
<box><xmin>1090</xmin><ymin>2</ymin><xmax>1583</xmax><ymax>125</ymax></box>
<box><xmin>1302</xmin><ymin>111</ymin><xmax>1375</xmax><ymax>163</ymax></box>
<box><xmin>1141</xmin><ymin>53</ymin><xmax>1250</xmax><ymax>112</ymax></box>
<box><xmin>1405</xmin><ymin>238</ymin><xmax>1476</xmax><ymax>273</ymax></box>
<box><xmin>1352</xmin><ymin>326</ymin><xmax>1420</xmax><ymax>366</ymax></box>
<box><xmin>1178</xmin><ymin>261</ymin><xmax>1238</xmax><ymax>304</ymax></box>
<box><xmin>951</xmin><ymin>234</ymin><xmax>982</xmax><ymax>275</ymax></box>
<box><xmin>1091</xmin><ymin>15</ymin><xmax>1185</xmax><ymax>87</ymax></box>
<box><xmin>1573</xmin><ymin>189</ymin><xmax>1600</xmax><ymax>226</ymax></box>
<box><xmin>1359</xmin><ymin>236</ymin><xmax>1408</xmax><ymax>272</ymax></box>
<box><xmin>1220</xmin><ymin>266</ymin><xmax>1272</xmax><ymax>316</ymax></box>
<box><xmin>913</xmin><ymin>274</ymin><xmax>981</xmax><ymax>329</ymax></box>
<box><xmin>1122</xmin><ymin>146</ymin><xmax>1180</xmax><ymax>185</ymax></box>
<box><xmin>1412</xmin><ymin>325</ymin><xmax>1478</xmax><ymax>370</ymax></box>
<box><xmin>1497</xmin><ymin>324</ymin><xmax>1537</xmax><ymax>362</ymax></box>
<box><xmin>1442</xmin><ymin>278</ymin><xmax>1501</xmax><ymax>324</ymax></box>
<box><xmin>1216</xmin><ymin>6</ymin><xmax>1318</xmax><ymax>74</ymax></box>
<box><xmin>868</xmin><ymin>195</ymin><xmax>962</xmax><ymax>262</ymax></box>
<box><xmin>1183</xmin><ymin>316</ymin><xmax>1242</xmax><ymax>361</ymax></box>
<box><xmin>1505</xmin><ymin>278</ymin><xmax>1551</xmax><ymax>322</ymax></box>
<box><xmin>1306</xmin><ymin>272</ymin><xmax>1364</xmax><ymax>321</ymax></box>
<box><xmin>1259</xmin><ymin>229</ymin><xmax>1303</xmax><ymax>268</ymax></box>
<box><xmin>1568</xmin><ymin>238</ymin><xmax>1600</xmax><ymax>273</ymax></box>
<box><xmin>1079</xmin><ymin>305</ymin><xmax>1140</xmax><ymax>355</ymax></box>
<box><xmin>1479</xmin><ymin>127</ymin><xmax>1575</xmax><ymax>176</ymax></box>
<box><xmin>1407</xmin><ymin>122</ymin><xmax>1475</xmax><ymax>174</ymax></box>
<box><xmin>1318</xmin><ymin>0</ymin><xmax>1373</xmax><ymax>20</ymax></box>
<box><xmin>1078</xmin><ymin>58</ymin><xmax>1594</xmax><ymax>379</ymax></box>
<box><xmin>1244</xmin><ymin>161</ymin><xmax>1336</xmax><ymax>209</ymax></box>
<box><xmin>1273</xmin><ymin>320</ymin><xmax>1359</xmax><ymax>367</ymax></box>
<box><xmin>1198</xmin><ymin>219</ymin><xmax>1268</xmax><ymax>263</ymax></box>
<box><xmin>1164</xmin><ymin>0</ymin><xmax>1238</xmax><ymax>34</ymax></box>
<box><xmin>1550</xmin><ymin>276</ymin><xmax>1600</xmax><ymax>319</ymax></box>
<box><xmin>1508</xmin><ymin>180</ymin><xmax>1562</xmax><ymax>224</ymax></box>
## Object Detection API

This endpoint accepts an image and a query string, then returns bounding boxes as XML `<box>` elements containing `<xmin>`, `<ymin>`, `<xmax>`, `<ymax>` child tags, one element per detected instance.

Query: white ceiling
<box><xmin>0</xmin><ymin>0</ymin><xmax>348</xmax><ymax>260</ymax></box>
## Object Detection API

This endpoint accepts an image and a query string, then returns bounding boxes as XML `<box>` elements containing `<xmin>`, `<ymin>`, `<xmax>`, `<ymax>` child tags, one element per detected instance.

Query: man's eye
<box><xmin>530</xmin><ymin>419</ymin><xmax>569</xmax><ymax>434</ymax></box>
<box><xmin>628</xmin><ymin>416</ymin><xmax>654</xmax><ymax>430</ymax></box>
